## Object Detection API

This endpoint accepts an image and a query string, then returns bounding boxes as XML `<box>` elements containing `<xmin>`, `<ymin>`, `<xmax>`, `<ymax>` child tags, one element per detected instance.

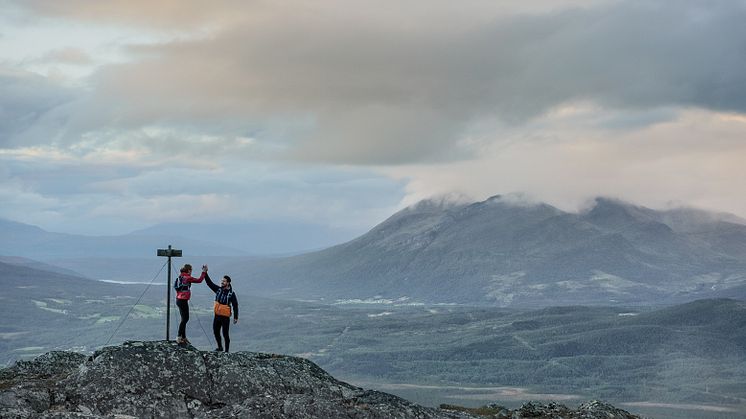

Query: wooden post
<box><xmin>157</xmin><ymin>245</ymin><xmax>182</xmax><ymax>341</ymax></box>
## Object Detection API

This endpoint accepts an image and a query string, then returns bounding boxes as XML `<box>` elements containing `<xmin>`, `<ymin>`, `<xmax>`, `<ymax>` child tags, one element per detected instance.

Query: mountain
<box><xmin>0</xmin><ymin>340</ymin><xmax>641</xmax><ymax>418</ymax></box>
<box><xmin>0</xmin><ymin>260</ymin><xmax>141</xmax><ymax>362</ymax></box>
<box><xmin>0</xmin><ymin>260</ymin><xmax>115</xmax><ymax>292</ymax></box>
<box><xmin>0</xmin><ymin>256</ymin><xmax>83</xmax><ymax>278</ymax></box>
<box><xmin>231</xmin><ymin>196</ymin><xmax>746</xmax><ymax>305</ymax></box>
<box><xmin>0</xmin><ymin>218</ymin><xmax>247</xmax><ymax>259</ymax></box>
<box><xmin>130</xmin><ymin>220</ymin><xmax>364</xmax><ymax>255</ymax></box>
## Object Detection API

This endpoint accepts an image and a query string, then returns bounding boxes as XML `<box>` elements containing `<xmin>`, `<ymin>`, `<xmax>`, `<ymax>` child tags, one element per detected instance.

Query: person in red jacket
<box><xmin>174</xmin><ymin>263</ymin><xmax>206</xmax><ymax>345</ymax></box>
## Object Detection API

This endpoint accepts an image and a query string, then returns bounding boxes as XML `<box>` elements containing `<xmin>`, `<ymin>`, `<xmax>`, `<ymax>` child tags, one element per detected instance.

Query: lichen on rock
<box><xmin>0</xmin><ymin>341</ymin><xmax>641</xmax><ymax>418</ymax></box>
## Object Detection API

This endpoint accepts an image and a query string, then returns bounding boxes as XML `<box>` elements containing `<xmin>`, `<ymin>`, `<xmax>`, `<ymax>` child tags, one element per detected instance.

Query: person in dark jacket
<box><xmin>204</xmin><ymin>269</ymin><xmax>239</xmax><ymax>352</ymax></box>
<box><xmin>174</xmin><ymin>263</ymin><xmax>206</xmax><ymax>345</ymax></box>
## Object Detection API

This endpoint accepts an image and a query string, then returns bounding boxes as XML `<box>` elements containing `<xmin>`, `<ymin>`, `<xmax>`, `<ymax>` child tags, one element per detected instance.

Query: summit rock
<box><xmin>0</xmin><ymin>340</ymin><xmax>640</xmax><ymax>418</ymax></box>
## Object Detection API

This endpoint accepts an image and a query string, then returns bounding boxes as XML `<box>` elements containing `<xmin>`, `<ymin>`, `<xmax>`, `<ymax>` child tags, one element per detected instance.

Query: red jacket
<box><xmin>175</xmin><ymin>271</ymin><xmax>206</xmax><ymax>300</ymax></box>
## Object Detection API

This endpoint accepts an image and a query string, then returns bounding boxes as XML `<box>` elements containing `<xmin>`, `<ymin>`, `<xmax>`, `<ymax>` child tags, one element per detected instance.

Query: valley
<box><xmin>2</xmin><ymin>264</ymin><xmax>744</xmax><ymax>418</ymax></box>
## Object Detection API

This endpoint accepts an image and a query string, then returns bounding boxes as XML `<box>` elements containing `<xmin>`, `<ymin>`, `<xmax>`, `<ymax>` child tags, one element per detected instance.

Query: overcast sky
<box><xmin>1</xmin><ymin>0</ymin><xmax>745</xmax><ymax>235</ymax></box>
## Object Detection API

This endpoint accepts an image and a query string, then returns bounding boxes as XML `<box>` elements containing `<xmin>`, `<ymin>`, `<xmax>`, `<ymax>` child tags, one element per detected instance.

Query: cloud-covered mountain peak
<box><xmin>582</xmin><ymin>197</ymin><xmax>659</xmax><ymax>227</ymax></box>
<box><xmin>235</xmin><ymin>193</ymin><xmax>746</xmax><ymax>305</ymax></box>
<box><xmin>407</xmin><ymin>192</ymin><xmax>473</xmax><ymax>212</ymax></box>
<box><xmin>383</xmin><ymin>194</ymin><xmax>560</xmax><ymax>236</ymax></box>
<box><xmin>581</xmin><ymin>198</ymin><xmax>746</xmax><ymax>234</ymax></box>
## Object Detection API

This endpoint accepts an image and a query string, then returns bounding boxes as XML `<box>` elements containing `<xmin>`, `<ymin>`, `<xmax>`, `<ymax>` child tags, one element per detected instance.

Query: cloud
<box><xmin>384</xmin><ymin>107</ymin><xmax>746</xmax><ymax>218</ymax></box>
<box><xmin>36</xmin><ymin>47</ymin><xmax>93</xmax><ymax>65</ymax></box>
<box><xmin>0</xmin><ymin>67</ymin><xmax>78</xmax><ymax>147</ymax></box>
<box><xmin>21</xmin><ymin>0</ymin><xmax>737</xmax><ymax>165</ymax></box>
<box><xmin>0</xmin><ymin>146</ymin><xmax>405</xmax><ymax>234</ymax></box>
<box><xmin>13</xmin><ymin>1</ymin><xmax>612</xmax><ymax>30</ymax></box>
<box><xmin>2</xmin><ymin>0</ymin><xmax>746</xmax><ymax>234</ymax></box>
<box><xmin>14</xmin><ymin>0</ymin><xmax>253</xmax><ymax>29</ymax></box>
<box><xmin>5</xmin><ymin>0</ymin><xmax>746</xmax><ymax>165</ymax></box>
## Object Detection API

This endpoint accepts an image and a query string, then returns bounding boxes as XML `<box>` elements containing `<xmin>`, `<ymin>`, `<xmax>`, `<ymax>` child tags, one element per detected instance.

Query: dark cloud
<box><xmin>49</xmin><ymin>0</ymin><xmax>742</xmax><ymax>165</ymax></box>
<box><xmin>5</xmin><ymin>0</ymin><xmax>746</xmax><ymax>165</ymax></box>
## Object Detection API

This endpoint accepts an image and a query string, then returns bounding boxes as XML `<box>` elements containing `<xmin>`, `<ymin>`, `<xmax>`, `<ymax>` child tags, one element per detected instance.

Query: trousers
<box><xmin>176</xmin><ymin>299</ymin><xmax>189</xmax><ymax>338</ymax></box>
<box><xmin>213</xmin><ymin>315</ymin><xmax>231</xmax><ymax>352</ymax></box>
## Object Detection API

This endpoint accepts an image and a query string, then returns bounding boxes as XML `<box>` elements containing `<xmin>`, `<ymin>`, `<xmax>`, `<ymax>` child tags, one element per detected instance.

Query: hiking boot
<box><xmin>176</xmin><ymin>337</ymin><xmax>185</xmax><ymax>344</ymax></box>
<box><xmin>183</xmin><ymin>337</ymin><xmax>191</xmax><ymax>345</ymax></box>
<box><xmin>214</xmin><ymin>347</ymin><xmax>224</xmax><ymax>352</ymax></box>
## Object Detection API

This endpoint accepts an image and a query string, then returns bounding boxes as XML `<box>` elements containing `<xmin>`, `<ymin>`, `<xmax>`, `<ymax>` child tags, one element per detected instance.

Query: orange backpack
<box><xmin>214</xmin><ymin>301</ymin><xmax>231</xmax><ymax>317</ymax></box>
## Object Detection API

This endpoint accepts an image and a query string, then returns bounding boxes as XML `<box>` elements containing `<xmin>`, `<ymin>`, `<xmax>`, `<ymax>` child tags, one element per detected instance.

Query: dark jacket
<box><xmin>205</xmin><ymin>273</ymin><xmax>239</xmax><ymax>320</ymax></box>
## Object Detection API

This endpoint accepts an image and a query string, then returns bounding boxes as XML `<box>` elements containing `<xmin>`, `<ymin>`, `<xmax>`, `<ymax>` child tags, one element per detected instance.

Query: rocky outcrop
<box><xmin>0</xmin><ymin>341</ymin><xmax>641</xmax><ymax>418</ymax></box>
<box><xmin>514</xmin><ymin>400</ymin><xmax>641</xmax><ymax>418</ymax></box>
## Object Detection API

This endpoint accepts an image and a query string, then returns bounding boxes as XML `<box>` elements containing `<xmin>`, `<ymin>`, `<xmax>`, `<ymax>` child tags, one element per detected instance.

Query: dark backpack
<box><xmin>173</xmin><ymin>275</ymin><xmax>190</xmax><ymax>292</ymax></box>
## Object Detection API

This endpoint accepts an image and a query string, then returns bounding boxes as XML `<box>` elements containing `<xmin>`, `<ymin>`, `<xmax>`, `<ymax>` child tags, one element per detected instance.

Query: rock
<box><xmin>0</xmin><ymin>351</ymin><xmax>87</xmax><ymax>380</ymax></box>
<box><xmin>511</xmin><ymin>400</ymin><xmax>640</xmax><ymax>419</ymax></box>
<box><xmin>578</xmin><ymin>400</ymin><xmax>640</xmax><ymax>418</ymax></box>
<box><xmin>0</xmin><ymin>341</ymin><xmax>640</xmax><ymax>419</ymax></box>
<box><xmin>0</xmin><ymin>350</ymin><xmax>86</xmax><ymax>418</ymax></box>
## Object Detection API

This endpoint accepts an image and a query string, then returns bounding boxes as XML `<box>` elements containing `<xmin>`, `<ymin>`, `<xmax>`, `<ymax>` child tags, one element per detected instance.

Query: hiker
<box><xmin>174</xmin><ymin>263</ymin><xmax>206</xmax><ymax>345</ymax></box>
<box><xmin>204</xmin><ymin>268</ymin><xmax>239</xmax><ymax>352</ymax></box>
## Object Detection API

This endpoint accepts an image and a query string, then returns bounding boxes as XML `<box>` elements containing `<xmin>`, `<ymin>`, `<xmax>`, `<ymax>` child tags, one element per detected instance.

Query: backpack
<box><xmin>214</xmin><ymin>288</ymin><xmax>234</xmax><ymax>317</ymax></box>
<box><xmin>173</xmin><ymin>275</ymin><xmax>190</xmax><ymax>292</ymax></box>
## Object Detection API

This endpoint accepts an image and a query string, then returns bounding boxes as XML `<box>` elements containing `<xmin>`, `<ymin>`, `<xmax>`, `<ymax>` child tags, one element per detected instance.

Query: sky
<box><xmin>1</xmin><ymin>0</ymin><xmax>745</xmax><ymax>236</ymax></box>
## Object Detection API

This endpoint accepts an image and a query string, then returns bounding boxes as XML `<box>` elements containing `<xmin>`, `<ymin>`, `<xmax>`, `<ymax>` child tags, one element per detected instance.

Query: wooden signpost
<box><xmin>157</xmin><ymin>245</ymin><xmax>182</xmax><ymax>341</ymax></box>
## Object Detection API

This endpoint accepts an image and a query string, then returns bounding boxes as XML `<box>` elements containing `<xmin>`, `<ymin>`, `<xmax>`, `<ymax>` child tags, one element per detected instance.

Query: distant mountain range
<box><xmin>0</xmin><ymin>218</ymin><xmax>362</xmax><ymax>260</ymax></box>
<box><xmin>130</xmin><ymin>221</ymin><xmax>363</xmax><ymax>256</ymax></box>
<box><xmin>0</xmin><ymin>218</ymin><xmax>246</xmax><ymax>259</ymax></box>
<box><xmin>3</xmin><ymin>196</ymin><xmax>746</xmax><ymax>307</ymax></box>
<box><xmin>230</xmin><ymin>196</ymin><xmax>746</xmax><ymax>306</ymax></box>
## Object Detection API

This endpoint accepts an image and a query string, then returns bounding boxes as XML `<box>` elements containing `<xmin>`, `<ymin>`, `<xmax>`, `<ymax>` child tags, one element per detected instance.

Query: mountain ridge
<box><xmin>230</xmin><ymin>196</ymin><xmax>746</xmax><ymax>305</ymax></box>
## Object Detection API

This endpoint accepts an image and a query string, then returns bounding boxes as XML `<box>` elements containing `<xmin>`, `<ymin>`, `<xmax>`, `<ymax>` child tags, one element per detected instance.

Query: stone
<box><xmin>0</xmin><ymin>341</ymin><xmax>641</xmax><ymax>419</ymax></box>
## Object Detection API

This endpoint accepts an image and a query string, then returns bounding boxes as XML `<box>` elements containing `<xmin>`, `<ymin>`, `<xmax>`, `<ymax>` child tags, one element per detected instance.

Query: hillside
<box><xmin>0</xmin><ymin>218</ymin><xmax>245</xmax><ymax>259</ymax></box>
<box><xmin>232</xmin><ymin>196</ymin><xmax>746</xmax><ymax>305</ymax></box>
<box><xmin>0</xmin><ymin>260</ymin><xmax>186</xmax><ymax>361</ymax></box>
<box><xmin>0</xmin><ymin>341</ymin><xmax>641</xmax><ymax>418</ymax></box>
<box><xmin>0</xmin><ymin>256</ymin><xmax>83</xmax><ymax>278</ymax></box>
